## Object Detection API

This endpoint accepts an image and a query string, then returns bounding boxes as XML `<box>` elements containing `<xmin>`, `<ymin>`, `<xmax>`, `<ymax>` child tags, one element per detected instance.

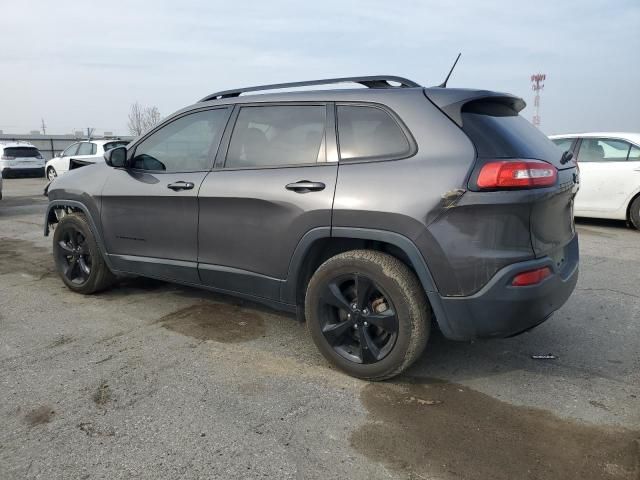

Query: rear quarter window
<box><xmin>461</xmin><ymin>101</ymin><xmax>561</xmax><ymax>166</ymax></box>
<box><xmin>337</xmin><ymin>105</ymin><xmax>411</xmax><ymax>161</ymax></box>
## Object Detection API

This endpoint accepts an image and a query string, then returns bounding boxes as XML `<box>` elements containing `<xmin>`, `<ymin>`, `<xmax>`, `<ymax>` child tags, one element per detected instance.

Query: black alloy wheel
<box><xmin>55</xmin><ymin>226</ymin><xmax>92</xmax><ymax>285</ymax></box>
<box><xmin>319</xmin><ymin>273</ymin><xmax>399</xmax><ymax>364</ymax></box>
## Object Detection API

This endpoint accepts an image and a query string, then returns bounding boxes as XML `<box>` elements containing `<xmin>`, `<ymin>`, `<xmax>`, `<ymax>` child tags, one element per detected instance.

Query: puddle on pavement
<box><xmin>0</xmin><ymin>237</ymin><xmax>53</xmax><ymax>278</ymax></box>
<box><xmin>23</xmin><ymin>406</ymin><xmax>55</xmax><ymax>427</ymax></box>
<box><xmin>159</xmin><ymin>302</ymin><xmax>266</xmax><ymax>343</ymax></box>
<box><xmin>351</xmin><ymin>379</ymin><xmax>639</xmax><ymax>480</ymax></box>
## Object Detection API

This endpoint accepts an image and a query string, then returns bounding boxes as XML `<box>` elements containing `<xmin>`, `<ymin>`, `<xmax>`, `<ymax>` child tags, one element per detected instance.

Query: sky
<box><xmin>1</xmin><ymin>0</ymin><xmax>638</xmax><ymax>136</ymax></box>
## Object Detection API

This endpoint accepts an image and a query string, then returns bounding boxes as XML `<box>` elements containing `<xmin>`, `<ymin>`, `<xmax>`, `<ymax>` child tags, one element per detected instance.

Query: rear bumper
<box><xmin>1</xmin><ymin>167</ymin><xmax>45</xmax><ymax>177</ymax></box>
<box><xmin>431</xmin><ymin>234</ymin><xmax>579</xmax><ymax>340</ymax></box>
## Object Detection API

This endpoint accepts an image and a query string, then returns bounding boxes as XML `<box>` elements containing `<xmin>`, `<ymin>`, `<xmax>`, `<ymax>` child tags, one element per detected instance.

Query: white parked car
<box><xmin>45</xmin><ymin>139</ymin><xmax>130</xmax><ymax>180</ymax></box>
<box><xmin>549</xmin><ymin>133</ymin><xmax>640</xmax><ymax>229</ymax></box>
<box><xmin>0</xmin><ymin>142</ymin><xmax>46</xmax><ymax>178</ymax></box>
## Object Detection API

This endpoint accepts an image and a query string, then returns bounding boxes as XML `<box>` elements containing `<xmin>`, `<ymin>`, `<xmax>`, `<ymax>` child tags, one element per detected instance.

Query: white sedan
<box><xmin>549</xmin><ymin>132</ymin><xmax>640</xmax><ymax>229</ymax></box>
<box><xmin>46</xmin><ymin>139</ymin><xmax>129</xmax><ymax>180</ymax></box>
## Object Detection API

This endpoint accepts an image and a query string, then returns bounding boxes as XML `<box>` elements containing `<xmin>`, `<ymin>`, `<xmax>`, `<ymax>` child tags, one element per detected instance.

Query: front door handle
<box><xmin>167</xmin><ymin>181</ymin><xmax>195</xmax><ymax>191</ymax></box>
<box><xmin>285</xmin><ymin>181</ymin><xmax>326</xmax><ymax>193</ymax></box>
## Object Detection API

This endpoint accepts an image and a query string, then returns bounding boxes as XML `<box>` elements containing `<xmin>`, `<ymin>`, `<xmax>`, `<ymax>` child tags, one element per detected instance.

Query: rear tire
<box><xmin>305</xmin><ymin>250</ymin><xmax>430</xmax><ymax>381</ymax></box>
<box><xmin>630</xmin><ymin>196</ymin><xmax>640</xmax><ymax>230</ymax></box>
<box><xmin>53</xmin><ymin>213</ymin><xmax>116</xmax><ymax>294</ymax></box>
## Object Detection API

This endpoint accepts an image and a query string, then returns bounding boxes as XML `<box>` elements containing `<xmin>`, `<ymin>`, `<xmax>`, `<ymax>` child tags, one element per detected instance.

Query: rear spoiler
<box><xmin>423</xmin><ymin>88</ymin><xmax>526</xmax><ymax>127</ymax></box>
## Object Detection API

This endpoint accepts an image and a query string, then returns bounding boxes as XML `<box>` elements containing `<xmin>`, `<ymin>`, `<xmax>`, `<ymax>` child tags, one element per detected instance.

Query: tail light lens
<box><xmin>512</xmin><ymin>267</ymin><xmax>552</xmax><ymax>287</ymax></box>
<box><xmin>36</xmin><ymin>154</ymin><xmax>43</xmax><ymax>159</ymax></box>
<box><xmin>477</xmin><ymin>160</ymin><xmax>558</xmax><ymax>189</ymax></box>
<box><xmin>1</xmin><ymin>154</ymin><xmax>16</xmax><ymax>160</ymax></box>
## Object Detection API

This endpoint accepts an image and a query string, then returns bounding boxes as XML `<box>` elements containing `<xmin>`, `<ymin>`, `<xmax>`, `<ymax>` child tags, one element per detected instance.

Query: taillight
<box><xmin>36</xmin><ymin>154</ymin><xmax>43</xmax><ymax>159</ymax></box>
<box><xmin>511</xmin><ymin>267</ymin><xmax>552</xmax><ymax>287</ymax></box>
<box><xmin>477</xmin><ymin>160</ymin><xmax>558</xmax><ymax>189</ymax></box>
<box><xmin>1</xmin><ymin>155</ymin><xmax>15</xmax><ymax>160</ymax></box>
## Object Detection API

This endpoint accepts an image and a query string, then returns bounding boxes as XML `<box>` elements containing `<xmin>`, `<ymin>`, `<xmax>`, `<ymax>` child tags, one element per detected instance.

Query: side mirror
<box><xmin>104</xmin><ymin>146</ymin><xmax>127</xmax><ymax>168</ymax></box>
<box><xmin>58</xmin><ymin>151</ymin><xmax>64</xmax><ymax>157</ymax></box>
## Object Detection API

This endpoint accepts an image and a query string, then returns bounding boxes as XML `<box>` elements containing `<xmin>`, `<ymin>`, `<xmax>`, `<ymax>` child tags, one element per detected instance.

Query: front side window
<box><xmin>76</xmin><ymin>142</ymin><xmax>94</xmax><ymax>155</ymax></box>
<box><xmin>226</xmin><ymin>105</ymin><xmax>326</xmax><ymax>168</ymax></box>
<box><xmin>577</xmin><ymin>138</ymin><xmax>630</xmax><ymax>162</ymax></box>
<box><xmin>62</xmin><ymin>143</ymin><xmax>79</xmax><ymax>157</ymax></box>
<box><xmin>337</xmin><ymin>105</ymin><xmax>411</xmax><ymax>161</ymax></box>
<box><xmin>132</xmin><ymin>109</ymin><xmax>229</xmax><ymax>172</ymax></box>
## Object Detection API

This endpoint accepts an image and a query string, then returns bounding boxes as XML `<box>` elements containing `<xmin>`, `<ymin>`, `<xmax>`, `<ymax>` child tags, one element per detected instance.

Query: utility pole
<box><xmin>530</xmin><ymin>73</ymin><xmax>546</xmax><ymax>128</ymax></box>
<box><xmin>41</xmin><ymin>118</ymin><xmax>47</xmax><ymax>135</ymax></box>
<box><xmin>86</xmin><ymin>127</ymin><xmax>95</xmax><ymax>140</ymax></box>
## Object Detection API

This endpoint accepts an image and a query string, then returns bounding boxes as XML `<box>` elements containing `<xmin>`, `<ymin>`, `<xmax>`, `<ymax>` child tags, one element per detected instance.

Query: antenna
<box><xmin>438</xmin><ymin>53</ymin><xmax>462</xmax><ymax>88</ymax></box>
<box><xmin>530</xmin><ymin>73</ymin><xmax>546</xmax><ymax>128</ymax></box>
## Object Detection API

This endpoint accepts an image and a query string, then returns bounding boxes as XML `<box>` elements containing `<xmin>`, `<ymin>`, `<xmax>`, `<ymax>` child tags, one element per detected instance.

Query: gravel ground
<box><xmin>1</xmin><ymin>177</ymin><xmax>638</xmax><ymax>480</ymax></box>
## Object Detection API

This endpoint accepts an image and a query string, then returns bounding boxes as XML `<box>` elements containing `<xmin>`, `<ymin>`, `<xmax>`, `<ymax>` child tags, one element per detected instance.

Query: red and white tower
<box><xmin>530</xmin><ymin>73</ymin><xmax>546</xmax><ymax>128</ymax></box>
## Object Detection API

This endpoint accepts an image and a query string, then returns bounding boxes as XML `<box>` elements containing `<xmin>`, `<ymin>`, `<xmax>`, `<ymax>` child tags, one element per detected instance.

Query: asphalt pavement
<box><xmin>1</xmin><ymin>177</ymin><xmax>638</xmax><ymax>479</ymax></box>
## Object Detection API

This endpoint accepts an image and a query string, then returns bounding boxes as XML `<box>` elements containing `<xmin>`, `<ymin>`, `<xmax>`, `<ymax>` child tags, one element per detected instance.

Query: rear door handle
<box><xmin>285</xmin><ymin>181</ymin><xmax>326</xmax><ymax>193</ymax></box>
<box><xmin>167</xmin><ymin>181</ymin><xmax>195</xmax><ymax>191</ymax></box>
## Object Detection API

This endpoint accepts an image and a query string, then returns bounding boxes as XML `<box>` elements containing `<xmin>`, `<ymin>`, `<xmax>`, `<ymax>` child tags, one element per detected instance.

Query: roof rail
<box><xmin>199</xmin><ymin>75</ymin><xmax>421</xmax><ymax>102</ymax></box>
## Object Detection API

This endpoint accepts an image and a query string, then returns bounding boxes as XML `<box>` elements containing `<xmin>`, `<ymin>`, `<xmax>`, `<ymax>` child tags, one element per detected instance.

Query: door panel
<box><xmin>196</xmin><ymin>103</ymin><xmax>336</xmax><ymax>301</ymax></box>
<box><xmin>197</xmin><ymin>164</ymin><xmax>337</xmax><ymax>289</ymax></box>
<box><xmin>100</xmin><ymin>107</ymin><xmax>231</xmax><ymax>283</ymax></box>
<box><xmin>101</xmin><ymin>169</ymin><xmax>207</xmax><ymax>282</ymax></box>
<box><xmin>574</xmin><ymin>138</ymin><xmax>635</xmax><ymax>214</ymax></box>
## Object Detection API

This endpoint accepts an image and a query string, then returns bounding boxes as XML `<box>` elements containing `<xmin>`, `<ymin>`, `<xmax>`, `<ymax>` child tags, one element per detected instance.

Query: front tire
<box><xmin>305</xmin><ymin>250</ymin><xmax>430</xmax><ymax>381</ymax></box>
<box><xmin>630</xmin><ymin>196</ymin><xmax>640</xmax><ymax>230</ymax></box>
<box><xmin>52</xmin><ymin>213</ymin><xmax>116</xmax><ymax>294</ymax></box>
<box><xmin>46</xmin><ymin>167</ymin><xmax>57</xmax><ymax>181</ymax></box>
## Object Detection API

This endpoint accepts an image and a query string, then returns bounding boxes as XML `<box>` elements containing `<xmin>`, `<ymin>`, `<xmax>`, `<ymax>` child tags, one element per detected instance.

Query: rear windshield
<box><xmin>461</xmin><ymin>101</ymin><xmax>562</xmax><ymax>166</ymax></box>
<box><xmin>3</xmin><ymin>147</ymin><xmax>41</xmax><ymax>158</ymax></box>
<box><xmin>103</xmin><ymin>141</ymin><xmax>129</xmax><ymax>152</ymax></box>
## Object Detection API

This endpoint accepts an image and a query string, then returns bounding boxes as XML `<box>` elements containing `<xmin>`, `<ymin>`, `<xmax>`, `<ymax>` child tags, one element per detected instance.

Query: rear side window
<box><xmin>226</xmin><ymin>105</ymin><xmax>326</xmax><ymax>168</ymax></box>
<box><xmin>461</xmin><ymin>101</ymin><xmax>561</xmax><ymax>165</ymax></box>
<box><xmin>629</xmin><ymin>145</ymin><xmax>640</xmax><ymax>161</ymax></box>
<box><xmin>337</xmin><ymin>105</ymin><xmax>410</xmax><ymax>161</ymax></box>
<box><xmin>3</xmin><ymin>147</ymin><xmax>41</xmax><ymax>158</ymax></box>
<box><xmin>577</xmin><ymin>138</ymin><xmax>630</xmax><ymax>162</ymax></box>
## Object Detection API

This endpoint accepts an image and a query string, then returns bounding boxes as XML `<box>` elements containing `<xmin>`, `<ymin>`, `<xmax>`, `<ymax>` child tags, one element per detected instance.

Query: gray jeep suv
<box><xmin>44</xmin><ymin>76</ymin><xmax>579</xmax><ymax>380</ymax></box>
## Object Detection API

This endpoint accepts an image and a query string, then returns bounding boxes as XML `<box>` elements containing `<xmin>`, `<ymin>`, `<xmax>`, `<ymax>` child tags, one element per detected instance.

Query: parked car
<box><xmin>45</xmin><ymin>139</ymin><xmax>130</xmax><ymax>180</ymax></box>
<box><xmin>0</xmin><ymin>142</ymin><xmax>45</xmax><ymax>177</ymax></box>
<box><xmin>549</xmin><ymin>132</ymin><xmax>640</xmax><ymax>229</ymax></box>
<box><xmin>44</xmin><ymin>76</ymin><xmax>579</xmax><ymax>380</ymax></box>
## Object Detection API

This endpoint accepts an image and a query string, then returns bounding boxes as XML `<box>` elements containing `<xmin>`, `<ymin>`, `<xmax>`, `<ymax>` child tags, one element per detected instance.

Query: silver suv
<box><xmin>44</xmin><ymin>76</ymin><xmax>579</xmax><ymax>380</ymax></box>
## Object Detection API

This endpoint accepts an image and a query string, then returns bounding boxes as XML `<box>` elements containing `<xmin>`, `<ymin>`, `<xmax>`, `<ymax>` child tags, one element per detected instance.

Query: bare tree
<box><xmin>127</xmin><ymin>102</ymin><xmax>162</xmax><ymax>136</ymax></box>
